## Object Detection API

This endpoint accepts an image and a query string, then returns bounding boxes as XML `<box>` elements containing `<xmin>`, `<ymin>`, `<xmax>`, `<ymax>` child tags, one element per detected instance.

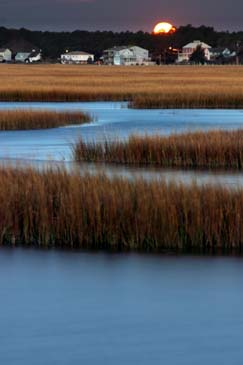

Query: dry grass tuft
<box><xmin>0</xmin><ymin>109</ymin><xmax>91</xmax><ymax>130</ymax></box>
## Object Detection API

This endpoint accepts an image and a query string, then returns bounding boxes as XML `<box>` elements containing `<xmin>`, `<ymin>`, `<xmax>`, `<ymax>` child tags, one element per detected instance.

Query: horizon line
<box><xmin>1</xmin><ymin>24</ymin><xmax>243</xmax><ymax>34</ymax></box>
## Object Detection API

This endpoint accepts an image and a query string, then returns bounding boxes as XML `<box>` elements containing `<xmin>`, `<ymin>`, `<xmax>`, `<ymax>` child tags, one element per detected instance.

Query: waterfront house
<box><xmin>0</xmin><ymin>48</ymin><xmax>12</xmax><ymax>62</ymax></box>
<box><xmin>61</xmin><ymin>51</ymin><xmax>94</xmax><ymax>64</ymax></box>
<box><xmin>15</xmin><ymin>51</ymin><xmax>41</xmax><ymax>63</ymax></box>
<box><xmin>103</xmin><ymin>46</ymin><xmax>151</xmax><ymax>65</ymax></box>
<box><xmin>15</xmin><ymin>52</ymin><xmax>32</xmax><ymax>62</ymax></box>
<box><xmin>177</xmin><ymin>40</ymin><xmax>212</xmax><ymax>63</ymax></box>
<box><xmin>25</xmin><ymin>51</ymin><xmax>42</xmax><ymax>63</ymax></box>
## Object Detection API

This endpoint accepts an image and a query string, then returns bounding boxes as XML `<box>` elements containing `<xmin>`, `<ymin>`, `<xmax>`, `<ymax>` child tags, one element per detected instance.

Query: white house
<box><xmin>26</xmin><ymin>51</ymin><xmax>42</xmax><ymax>63</ymax></box>
<box><xmin>103</xmin><ymin>46</ymin><xmax>151</xmax><ymax>65</ymax></box>
<box><xmin>0</xmin><ymin>48</ymin><xmax>12</xmax><ymax>62</ymax></box>
<box><xmin>15</xmin><ymin>50</ymin><xmax>41</xmax><ymax>63</ymax></box>
<box><xmin>177</xmin><ymin>40</ymin><xmax>212</xmax><ymax>63</ymax></box>
<box><xmin>15</xmin><ymin>52</ymin><xmax>32</xmax><ymax>63</ymax></box>
<box><xmin>61</xmin><ymin>51</ymin><xmax>94</xmax><ymax>64</ymax></box>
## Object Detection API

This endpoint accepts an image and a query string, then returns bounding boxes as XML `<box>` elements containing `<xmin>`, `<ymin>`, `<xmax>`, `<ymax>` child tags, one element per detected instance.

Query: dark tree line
<box><xmin>0</xmin><ymin>24</ymin><xmax>243</xmax><ymax>60</ymax></box>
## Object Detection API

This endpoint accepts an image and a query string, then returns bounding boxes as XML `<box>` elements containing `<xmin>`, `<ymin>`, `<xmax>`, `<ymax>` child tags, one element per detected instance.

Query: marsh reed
<box><xmin>0</xmin><ymin>166</ymin><xmax>243</xmax><ymax>252</ymax></box>
<box><xmin>2</xmin><ymin>64</ymin><xmax>243</xmax><ymax>108</ymax></box>
<box><xmin>130</xmin><ymin>92</ymin><xmax>243</xmax><ymax>109</ymax></box>
<box><xmin>74</xmin><ymin>130</ymin><xmax>243</xmax><ymax>169</ymax></box>
<box><xmin>0</xmin><ymin>109</ymin><xmax>91</xmax><ymax>130</ymax></box>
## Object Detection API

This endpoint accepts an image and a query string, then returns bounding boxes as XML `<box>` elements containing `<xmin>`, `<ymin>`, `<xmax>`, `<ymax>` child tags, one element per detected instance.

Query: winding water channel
<box><xmin>1</xmin><ymin>102</ymin><xmax>243</xmax><ymax>186</ymax></box>
<box><xmin>1</xmin><ymin>103</ymin><xmax>243</xmax><ymax>363</ymax></box>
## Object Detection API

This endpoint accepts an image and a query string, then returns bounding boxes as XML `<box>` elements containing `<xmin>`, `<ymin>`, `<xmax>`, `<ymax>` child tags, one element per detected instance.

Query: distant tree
<box><xmin>1</xmin><ymin>25</ymin><xmax>243</xmax><ymax>61</ymax></box>
<box><xmin>190</xmin><ymin>46</ymin><xmax>206</xmax><ymax>64</ymax></box>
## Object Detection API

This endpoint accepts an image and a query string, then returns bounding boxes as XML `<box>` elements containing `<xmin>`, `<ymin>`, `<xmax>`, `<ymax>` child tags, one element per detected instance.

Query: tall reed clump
<box><xmin>0</xmin><ymin>110</ymin><xmax>91</xmax><ymax>130</ymax></box>
<box><xmin>74</xmin><ymin>130</ymin><xmax>243</xmax><ymax>169</ymax></box>
<box><xmin>1</xmin><ymin>167</ymin><xmax>243</xmax><ymax>252</ymax></box>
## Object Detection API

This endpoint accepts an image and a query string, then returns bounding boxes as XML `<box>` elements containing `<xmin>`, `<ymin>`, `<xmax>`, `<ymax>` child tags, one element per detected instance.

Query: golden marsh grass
<box><xmin>0</xmin><ymin>109</ymin><xmax>91</xmax><ymax>130</ymax></box>
<box><xmin>0</xmin><ymin>167</ymin><xmax>243</xmax><ymax>251</ymax></box>
<box><xmin>74</xmin><ymin>130</ymin><xmax>243</xmax><ymax>169</ymax></box>
<box><xmin>1</xmin><ymin>64</ymin><xmax>243</xmax><ymax>108</ymax></box>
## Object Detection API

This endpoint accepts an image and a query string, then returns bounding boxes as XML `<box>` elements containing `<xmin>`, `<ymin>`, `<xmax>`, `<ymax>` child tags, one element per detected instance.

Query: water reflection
<box><xmin>2</xmin><ymin>158</ymin><xmax>243</xmax><ymax>188</ymax></box>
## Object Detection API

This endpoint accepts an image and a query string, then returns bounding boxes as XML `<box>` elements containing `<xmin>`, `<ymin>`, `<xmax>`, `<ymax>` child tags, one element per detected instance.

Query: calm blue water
<box><xmin>1</xmin><ymin>102</ymin><xmax>243</xmax><ymax>187</ymax></box>
<box><xmin>0</xmin><ymin>101</ymin><xmax>243</xmax><ymax>161</ymax></box>
<box><xmin>1</xmin><ymin>104</ymin><xmax>243</xmax><ymax>363</ymax></box>
<box><xmin>0</xmin><ymin>248</ymin><xmax>243</xmax><ymax>365</ymax></box>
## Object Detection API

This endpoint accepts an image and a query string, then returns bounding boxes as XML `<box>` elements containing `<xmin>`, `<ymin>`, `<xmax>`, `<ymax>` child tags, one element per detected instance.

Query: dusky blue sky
<box><xmin>1</xmin><ymin>0</ymin><xmax>243</xmax><ymax>32</ymax></box>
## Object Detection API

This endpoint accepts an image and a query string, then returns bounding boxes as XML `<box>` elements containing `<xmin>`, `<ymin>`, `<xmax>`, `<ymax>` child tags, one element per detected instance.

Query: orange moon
<box><xmin>153</xmin><ymin>22</ymin><xmax>176</xmax><ymax>34</ymax></box>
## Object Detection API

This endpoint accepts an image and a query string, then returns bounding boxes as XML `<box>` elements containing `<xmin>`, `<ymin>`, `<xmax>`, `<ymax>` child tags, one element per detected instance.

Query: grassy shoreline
<box><xmin>0</xmin><ymin>167</ymin><xmax>243</xmax><ymax>252</ymax></box>
<box><xmin>74</xmin><ymin>130</ymin><xmax>243</xmax><ymax>169</ymax></box>
<box><xmin>130</xmin><ymin>94</ymin><xmax>243</xmax><ymax>109</ymax></box>
<box><xmin>0</xmin><ymin>109</ymin><xmax>91</xmax><ymax>130</ymax></box>
<box><xmin>2</xmin><ymin>64</ymin><xmax>243</xmax><ymax>108</ymax></box>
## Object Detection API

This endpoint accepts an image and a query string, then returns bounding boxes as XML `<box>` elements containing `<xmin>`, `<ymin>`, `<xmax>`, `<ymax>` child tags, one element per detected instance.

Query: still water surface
<box><xmin>3</xmin><ymin>159</ymin><xmax>243</xmax><ymax>188</ymax></box>
<box><xmin>1</xmin><ymin>101</ymin><xmax>243</xmax><ymax>161</ymax></box>
<box><xmin>0</xmin><ymin>248</ymin><xmax>243</xmax><ymax>365</ymax></box>
<box><xmin>1</xmin><ymin>102</ymin><xmax>243</xmax><ymax>187</ymax></box>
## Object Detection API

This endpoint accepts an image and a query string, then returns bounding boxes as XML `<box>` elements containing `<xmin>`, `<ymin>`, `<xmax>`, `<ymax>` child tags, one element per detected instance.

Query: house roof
<box><xmin>104</xmin><ymin>45</ymin><xmax>148</xmax><ymax>53</ymax></box>
<box><xmin>129</xmin><ymin>46</ymin><xmax>148</xmax><ymax>51</ymax></box>
<box><xmin>183</xmin><ymin>40</ymin><xmax>212</xmax><ymax>49</ymax></box>
<box><xmin>65</xmin><ymin>51</ymin><xmax>93</xmax><ymax>56</ymax></box>
<box><xmin>3</xmin><ymin>38</ymin><xmax>38</xmax><ymax>53</ymax></box>
<box><xmin>104</xmin><ymin>46</ymin><xmax>136</xmax><ymax>52</ymax></box>
<box><xmin>0</xmin><ymin>48</ymin><xmax>10</xmax><ymax>52</ymax></box>
<box><xmin>104</xmin><ymin>46</ymin><xmax>128</xmax><ymax>52</ymax></box>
